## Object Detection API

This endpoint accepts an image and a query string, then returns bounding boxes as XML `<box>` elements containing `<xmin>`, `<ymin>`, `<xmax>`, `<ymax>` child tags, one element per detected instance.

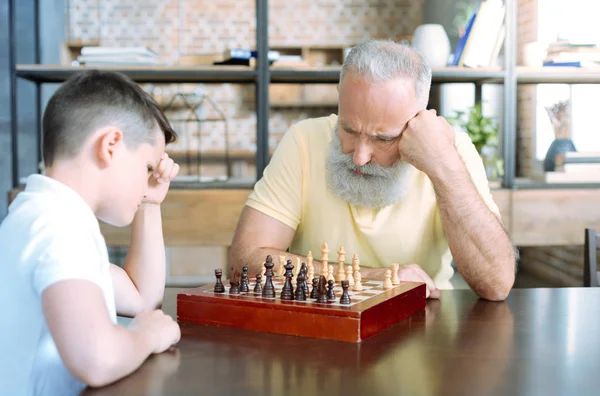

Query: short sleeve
<box><xmin>246</xmin><ymin>125</ymin><xmax>304</xmax><ymax>230</ymax></box>
<box><xmin>454</xmin><ymin>131</ymin><xmax>501</xmax><ymax>217</ymax></box>
<box><xmin>33</xmin><ymin>228</ymin><xmax>103</xmax><ymax>296</ymax></box>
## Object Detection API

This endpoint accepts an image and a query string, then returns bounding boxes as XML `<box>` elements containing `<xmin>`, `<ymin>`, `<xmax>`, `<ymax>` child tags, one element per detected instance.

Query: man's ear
<box><xmin>96</xmin><ymin>127</ymin><xmax>124</xmax><ymax>168</ymax></box>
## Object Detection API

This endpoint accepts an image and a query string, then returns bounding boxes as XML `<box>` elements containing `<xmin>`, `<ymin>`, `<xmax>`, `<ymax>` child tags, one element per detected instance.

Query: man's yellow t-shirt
<box><xmin>246</xmin><ymin>114</ymin><xmax>500</xmax><ymax>289</ymax></box>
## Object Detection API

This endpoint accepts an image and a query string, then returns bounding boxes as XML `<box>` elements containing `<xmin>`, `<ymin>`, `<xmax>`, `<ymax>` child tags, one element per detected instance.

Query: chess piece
<box><xmin>292</xmin><ymin>257</ymin><xmax>301</xmax><ymax>287</ymax></box>
<box><xmin>229</xmin><ymin>268</ymin><xmax>241</xmax><ymax>295</ymax></box>
<box><xmin>278</xmin><ymin>255</ymin><xmax>286</xmax><ymax>277</ymax></box>
<box><xmin>327</xmin><ymin>264</ymin><xmax>335</xmax><ymax>282</ymax></box>
<box><xmin>326</xmin><ymin>279</ymin><xmax>336</xmax><ymax>302</ymax></box>
<box><xmin>345</xmin><ymin>265</ymin><xmax>354</xmax><ymax>286</ymax></box>
<box><xmin>321</xmin><ymin>243</ymin><xmax>329</xmax><ymax>277</ymax></box>
<box><xmin>353</xmin><ymin>268</ymin><xmax>363</xmax><ymax>291</ymax></box>
<box><xmin>352</xmin><ymin>253</ymin><xmax>360</xmax><ymax>273</ymax></box>
<box><xmin>281</xmin><ymin>260</ymin><xmax>295</xmax><ymax>300</ymax></box>
<box><xmin>307</xmin><ymin>251</ymin><xmax>314</xmax><ymax>283</ymax></box>
<box><xmin>240</xmin><ymin>266</ymin><xmax>250</xmax><ymax>292</ymax></box>
<box><xmin>295</xmin><ymin>271</ymin><xmax>307</xmax><ymax>301</ymax></box>
<box><xmin>300</xmin><ymin>262</ymin><xmax>309</xmax><ymax>298</ymax></box>
<box><xmin>261</xmin><ymin>262</ymin><xmax>266</xmax><ymax>277</ymax></box>
<box><xmin>391</xmin><ymin>263</ymin><xmax>400</xmax><ymax>285</ymax></box>
<box><xmin>336</xmin><ymin>246</ymin><xmax>346</xmax><ymax>282</ymax></box>
<box><xmin>316</xmin><ymin>276</ymin><xmax>328</xmax><ymax>303</ymax></box>
<box><xmin>340</xmin><ymin>280</ymin><xmax>351</xmax><ymax>304</ymax></box>
<box><xmin>214</xmin><ymin>269</ymin><xmax>225</xmax><ymax>293</ymax></box>
<box><xmin>310</xmin><ymin>278</ymin><xmax>319</xmax><ymax>299</ymax></box>
<box><xmin>383</xmin><ymin>269</ymin><xmax>393</xmax><ymax>289</ymax></box>
<box><xmin>262</xmin><ymin>256</ymin><xmax>276</xmax><ymax>298</ymax></box>
<box><xmin>253</xmin><ymin>274</ymin><xmax>263</xmax><ymax>296</ymax></box>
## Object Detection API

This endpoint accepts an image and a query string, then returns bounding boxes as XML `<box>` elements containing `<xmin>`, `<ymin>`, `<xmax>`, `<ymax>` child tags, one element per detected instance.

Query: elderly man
<box><xmin>230</xmin><ymin>39</ymin><xmax>516</xmax><ymax>301</ymax></box>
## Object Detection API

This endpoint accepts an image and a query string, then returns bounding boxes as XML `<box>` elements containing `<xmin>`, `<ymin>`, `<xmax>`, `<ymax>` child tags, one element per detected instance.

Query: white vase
<box><xmin>411</xmin><ymin>24</ymin><xmax>451</xmax><ymax>68</ymax></box>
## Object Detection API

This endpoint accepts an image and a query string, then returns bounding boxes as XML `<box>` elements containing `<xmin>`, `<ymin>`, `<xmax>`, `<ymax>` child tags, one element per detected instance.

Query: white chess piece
<box><xmin>261</xmin><ymin>262</ymin><xmax>266</xmax><ymax>277</ymax></box>
<box><xmin>292</xmin><ymin>257</ymin><xmax>301</xmax><ymax>286</ymax></box>
<box><xmin>352</xmin><ymin>253</ymin><xmax>360</xmax><ymax>273</ymax></box>
<box><xmin>336</xmin><ymin>246</ymin><xmax>346</xmax><ymax>282</ymax></box>
<box><xmin>328</xmin><ymin>264</ymin><xmax>335</xmax><ymax>282</ymax></box>
<box><xmin>353</xmin><ymin>268</ymin><xmax>363</xmax><ymax>291</ymax></box>
<box><xmin>278</xmin><ymin>255</ymin><xmax>286</xmax><ymax>277</ymax></box>
<box><xmin>321</xmin><ymin>243</ymin><xmax>329</xmax><ymax>277</ymax></box>
<box><xmin>383</xmin><ymin>269</ymin><xmax>393</xmax><ymax>289</ymax></box>
<box><xmin>345</xmin><ymin>265</ymin><xmax>354</xmax><ymax>286</ymax></box>
<box><xmin>307</xmin><ymin>251</ymin><xmax>314</xmax><ymax>281</ymax></box>
<box><xmin>391</xmin><ymin>263</ymin><xmax>400</xmax><ymax>285</ymax></box>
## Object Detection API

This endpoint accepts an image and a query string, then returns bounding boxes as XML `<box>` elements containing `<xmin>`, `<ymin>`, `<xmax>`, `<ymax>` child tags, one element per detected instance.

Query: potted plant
<box><xmin>447</xmin><ymin>102</ymin><xmax>504</xmax><ymax>181</ymax></box>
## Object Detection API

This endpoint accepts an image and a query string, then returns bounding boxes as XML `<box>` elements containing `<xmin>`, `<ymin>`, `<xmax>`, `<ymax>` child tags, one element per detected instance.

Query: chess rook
<box><xmin>214</xmin><ymin>269</ymin><xmax>225</xmax><ymax>293</ymax></box>
<box><xmin>340</xmin><ymin>280</ymin><xmax>351</xmax><ymax>304</ymax></box>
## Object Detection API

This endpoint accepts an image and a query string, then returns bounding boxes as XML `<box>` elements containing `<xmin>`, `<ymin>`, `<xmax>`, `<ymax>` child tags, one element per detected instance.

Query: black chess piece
<box><xmin>214</xmin><ymin>269</ymin><xmax>225</xmax><ymax>293</ymax></box>
<box><xmin>340</xmin><ymin>280</ymin><xmax>351</xmax><ymax>304</ymax></box>
<box><xmin>316</xmin><ymin>276</ymin><xmax>328</xmax><ymax>303</ymax></box>
<box><xmin>262</xmin><ymin>255</ymin><xmax>275</xmax><ymax>298</ymax></box>
<box><xmin>310</xmin><ymin>278</ymin><xmax>319</xmax><ymax>299</ymax></box>
<box><xmin>240</xmin><ymin>266</ymin><xmax>249</xmax><ymax>293</ymax></box>
<box><xmin>299</xmin><ymin>263</ymin><xmax>309</xmax><ymax>298</ymax></box>
<box><xmin>281</xmin><ymin>260</ymin><xmax>295</xmax><ymax>300</ymax></box>
<box><xmin>327</xmin><ymin>279</ymin><xmax>335</xmax><ymax>302</ymax></box>
<box><xmin>229</xmin><ymin>267</ymin><xmax>241</xmax><ymax>294</ymax></box>
<box><xmin>295</xmin><ymin>271</ymin><xmax>306</xmax><ymax>301</ymax></box>
<box><xmin>253</xmin><ymin>274</ymin><xmax>263</xmax><ymax>296</ymax></box>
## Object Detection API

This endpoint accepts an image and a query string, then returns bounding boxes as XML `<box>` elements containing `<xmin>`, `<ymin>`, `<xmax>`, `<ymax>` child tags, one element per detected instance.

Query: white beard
<box><xmin>325</xmin><ymin>128</ymin><xmax>413</xmax><ymax>209</ymax></box>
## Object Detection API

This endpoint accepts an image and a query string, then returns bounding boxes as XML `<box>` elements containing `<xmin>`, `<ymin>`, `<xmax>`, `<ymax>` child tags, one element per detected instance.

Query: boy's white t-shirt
<box><xmin>0</xmin><ymin>175</ymin><xmax>117</xmax><ymax>396</ymax></box>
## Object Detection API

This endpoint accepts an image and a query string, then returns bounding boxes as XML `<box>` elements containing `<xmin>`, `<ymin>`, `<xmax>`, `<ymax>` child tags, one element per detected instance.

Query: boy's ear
<box><xmin>96</xmin><ymin>127</ymin><xmax>124</xmax><ymax>168</ymax></box>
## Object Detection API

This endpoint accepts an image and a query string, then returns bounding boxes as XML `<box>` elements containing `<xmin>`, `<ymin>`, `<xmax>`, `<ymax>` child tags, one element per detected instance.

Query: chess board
<box><xmin>177</xmin><ymin>276</ymin><xmax>426</xmax><ymax>343</ymax></box>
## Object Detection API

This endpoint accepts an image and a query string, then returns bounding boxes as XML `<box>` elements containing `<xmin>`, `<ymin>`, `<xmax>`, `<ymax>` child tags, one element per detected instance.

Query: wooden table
<box><xmin>84</xmin><ymin>287</ymin><xmax>600</xmax><ymax>396</ymax></box>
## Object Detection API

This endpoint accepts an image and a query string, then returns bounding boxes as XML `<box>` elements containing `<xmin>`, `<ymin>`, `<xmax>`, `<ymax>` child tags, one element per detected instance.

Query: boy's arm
<box><xmin>111</xmin><ymin>154</ymin><xmax>179</xmax><ymax>318</ymax></box>
<box><xmin>112</xmin><ymin>203</ymin><xmax>165</xmax><ymax>317</ymax></box>
<box><xmin>42</xmin><ymin>279</ymin><xmax>180</xmax><ymax>387</ymax></box>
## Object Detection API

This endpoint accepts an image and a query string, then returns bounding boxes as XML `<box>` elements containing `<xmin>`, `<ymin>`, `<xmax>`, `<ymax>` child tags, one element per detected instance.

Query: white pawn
<box><xmin>353</xmin><ymin>268</ymin><xmax>363</xmax><ymax>291</ymax></box>
<box><xmin>383</xmin><ymin>269</ymin><xmax>393</xmax><ymax>289</ymax></box>
<box><xmin>278</xmin><ymin>255</ymin><xmax>286</xmax><ymax>277</ymax></box>
<box><xmin>345</xmin><ymin>265</ymin><xmax>354</xmax><ymax>286</ymax></box>
<box><xmin>328</xmin><ymin>264</ymin><xmax>335</xmax><ymax>282</ymax></box>
<box><xmin>391</xmin><ymin>263</ymin><xmax>400</xmax><ymax>285</ymax></box>
<box><xmin>261</xmin><ymin>262</ymin><xmax>266</xmax><ymax>277</ymax></box>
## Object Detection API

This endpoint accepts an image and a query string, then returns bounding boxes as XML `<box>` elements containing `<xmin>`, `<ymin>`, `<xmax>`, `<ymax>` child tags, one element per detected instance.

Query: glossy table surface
<box><xmin>84</xmin><ymin>287</ymin><xmax>600</xmax><ymax>396</ymax></box>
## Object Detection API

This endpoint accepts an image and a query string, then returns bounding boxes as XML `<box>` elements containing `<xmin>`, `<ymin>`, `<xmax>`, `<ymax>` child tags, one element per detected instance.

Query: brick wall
<box><xmin>67</xmin><ymin>0</ymin><xmax>423</xmax><ymax>163</ymax></box>
<box><xmin>516</xmin><ymin>0</ymin><xmax>537</xmax><ymax>179</ymax></box>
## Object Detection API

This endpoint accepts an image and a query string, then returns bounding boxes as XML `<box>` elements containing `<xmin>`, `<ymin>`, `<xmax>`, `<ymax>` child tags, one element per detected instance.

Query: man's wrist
<box><xmin>426</xmin><ymin>150</ymin><xmax>467</xmax><ymax>185</ymax></box>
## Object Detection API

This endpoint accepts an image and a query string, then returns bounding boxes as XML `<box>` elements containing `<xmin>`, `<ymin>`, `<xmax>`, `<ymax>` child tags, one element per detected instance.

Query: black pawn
<box><xmin>253</xmin><ymin>274</ymin><xmax>263</xmax><ymax>296</ymax></box>
<box><xmin>229</xmin><ymin>278</ymin><xmax>240</xmax><ymax>295</ymax></box>
<box><xmin>262</xmin><ymin>256</ymin><xmax>275</xmax><ymax>298</ymax></box>
<box><xmin>281</xmin><ymin>260</ymin><xmax>295</xmax><ymax>300</ymax></box>
<box><xmin>340</xmin><ymin>280</ymin><xmax>351</xmax><ymax>304</ymax></box>
<box><xmin>300</xmin><ymin>263</ymin><xmax>309</xmax><ymax>298</ymax></box>
<box><xmin>310</xmin><ymin>278</ymin><xmax>319</xmax><ymax>299</ymax></box>
<box><xmin>214</xmin><ymin>269</ymin><xmax>225</xmax><ymax>293</ymax></box>
<box><xmin>316</xmin><ymin>276</ymin><xmax>328</xmax><ymax>303</ymax></box>
<box><xmin>240</xmin><ymin>266</ymin><xmax>249</xmax><ymax>293</ymax></box>
<box><xmin>295</xmin><ymin>271</ymin><xmax>307</xmax><ymax>301</ymax></box>
<box><xmin>326</xmin><ymin>279</ymin><xmax>335</xmax><ymax>302</ymax></box>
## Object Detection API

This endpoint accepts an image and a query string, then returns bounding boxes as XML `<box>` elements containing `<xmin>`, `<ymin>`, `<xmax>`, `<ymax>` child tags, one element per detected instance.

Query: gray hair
<box><xmin>340</xmin><ymin>39</ymin><xmax>432</xmax><ymax>105</ymax></box>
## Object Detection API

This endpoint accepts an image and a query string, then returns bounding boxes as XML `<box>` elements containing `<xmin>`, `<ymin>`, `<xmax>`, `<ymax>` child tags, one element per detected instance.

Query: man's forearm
<box><xmin>429</xmin><ymin>155</ymin><xmax>516</xmax><ymax>301</ymax></box>
<box><xmin>123</xmin><ymin>203</ymin><xmax>166</xmax><ymax>309</ymax></box>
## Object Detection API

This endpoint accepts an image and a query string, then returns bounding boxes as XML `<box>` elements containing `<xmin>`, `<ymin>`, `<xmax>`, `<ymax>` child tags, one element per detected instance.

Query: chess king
<box><xmin>230</xmin><ymin>39</ymin><xmax>517</xmax><ymax>301</ymax></box>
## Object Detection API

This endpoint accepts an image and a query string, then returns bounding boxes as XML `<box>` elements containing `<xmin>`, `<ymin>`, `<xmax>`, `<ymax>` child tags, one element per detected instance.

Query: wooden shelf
<box><xmin>270</xmin><ymin>66</ymin><xmax>505</xmax><ymax>84</ymax></box>
<box><xmin>517</xmin><ymin>67</ymin><xmax>600</xmax><ymax>84</ymax></box>
<box><xmin>15</xmin><ymin>64</ymin><xmax>257</xmax><ymax>83</ymax></box>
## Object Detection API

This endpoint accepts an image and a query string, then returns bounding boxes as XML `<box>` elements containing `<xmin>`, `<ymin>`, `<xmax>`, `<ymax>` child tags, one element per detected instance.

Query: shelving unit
<box><xmin>7</xmin><ymin>0</ymin><xmax>600</xmax><ymax>191</ymax></box>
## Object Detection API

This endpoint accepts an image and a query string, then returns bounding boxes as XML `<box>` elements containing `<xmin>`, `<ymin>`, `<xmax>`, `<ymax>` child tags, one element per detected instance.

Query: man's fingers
<box><xmin>399</xmin><ymin>264</ymin><xmax>440</xmax><ymax>299</ymax></box>
<box><xmin>169</xmin><ymin>163</ymin><xmax>180</xmax><ymax>181</ymax></box>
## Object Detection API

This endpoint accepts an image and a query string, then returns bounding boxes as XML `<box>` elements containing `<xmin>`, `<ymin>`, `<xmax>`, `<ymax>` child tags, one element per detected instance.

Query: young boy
<box><xmin>0</xmin><ymin>70</ymin><xmax>182</xmax><ymax>395</ymax></box>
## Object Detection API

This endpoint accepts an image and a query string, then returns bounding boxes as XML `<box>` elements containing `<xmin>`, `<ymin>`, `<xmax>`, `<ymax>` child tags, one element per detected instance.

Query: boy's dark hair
<box><xmin>42</xmin><ymin>70</ymin><xmax>177</xmax><ymax>167</ymax></box>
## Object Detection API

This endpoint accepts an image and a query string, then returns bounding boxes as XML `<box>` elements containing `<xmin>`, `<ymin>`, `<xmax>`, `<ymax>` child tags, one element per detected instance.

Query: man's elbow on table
<box><xmin>475</xmin><ymin>260</ymin><xmax>516</xmax><ymax>302</ymax></box>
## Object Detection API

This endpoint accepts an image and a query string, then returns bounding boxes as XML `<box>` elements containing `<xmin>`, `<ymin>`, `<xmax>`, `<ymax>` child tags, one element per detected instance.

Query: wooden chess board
<box><xmin>177</xmin><ymin>277</ymin><xmax>426</xmax><ymax>343</ymax></box>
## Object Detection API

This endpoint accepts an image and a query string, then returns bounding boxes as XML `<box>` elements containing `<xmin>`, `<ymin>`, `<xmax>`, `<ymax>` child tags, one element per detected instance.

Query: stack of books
<box><xmin>543</xmin><ymin>41</ymin><xmax>600</xmax><ymax>68</ymax></box>
<box><xmin>449</xmin><ymin>0</ymin><xmax>506</xmax><ymax>68</ymax></box>
<box><xmin>74</xmin><ymin>46</ymin><xmax>162</xmax><ymax>66</ymax></box>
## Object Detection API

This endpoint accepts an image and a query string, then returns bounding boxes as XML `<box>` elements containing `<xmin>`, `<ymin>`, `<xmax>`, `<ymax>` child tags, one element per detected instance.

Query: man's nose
<box><xmin>353</xmin><ymin>140</ymin><xmax>372</xmax><ymax>167</ymax></box>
